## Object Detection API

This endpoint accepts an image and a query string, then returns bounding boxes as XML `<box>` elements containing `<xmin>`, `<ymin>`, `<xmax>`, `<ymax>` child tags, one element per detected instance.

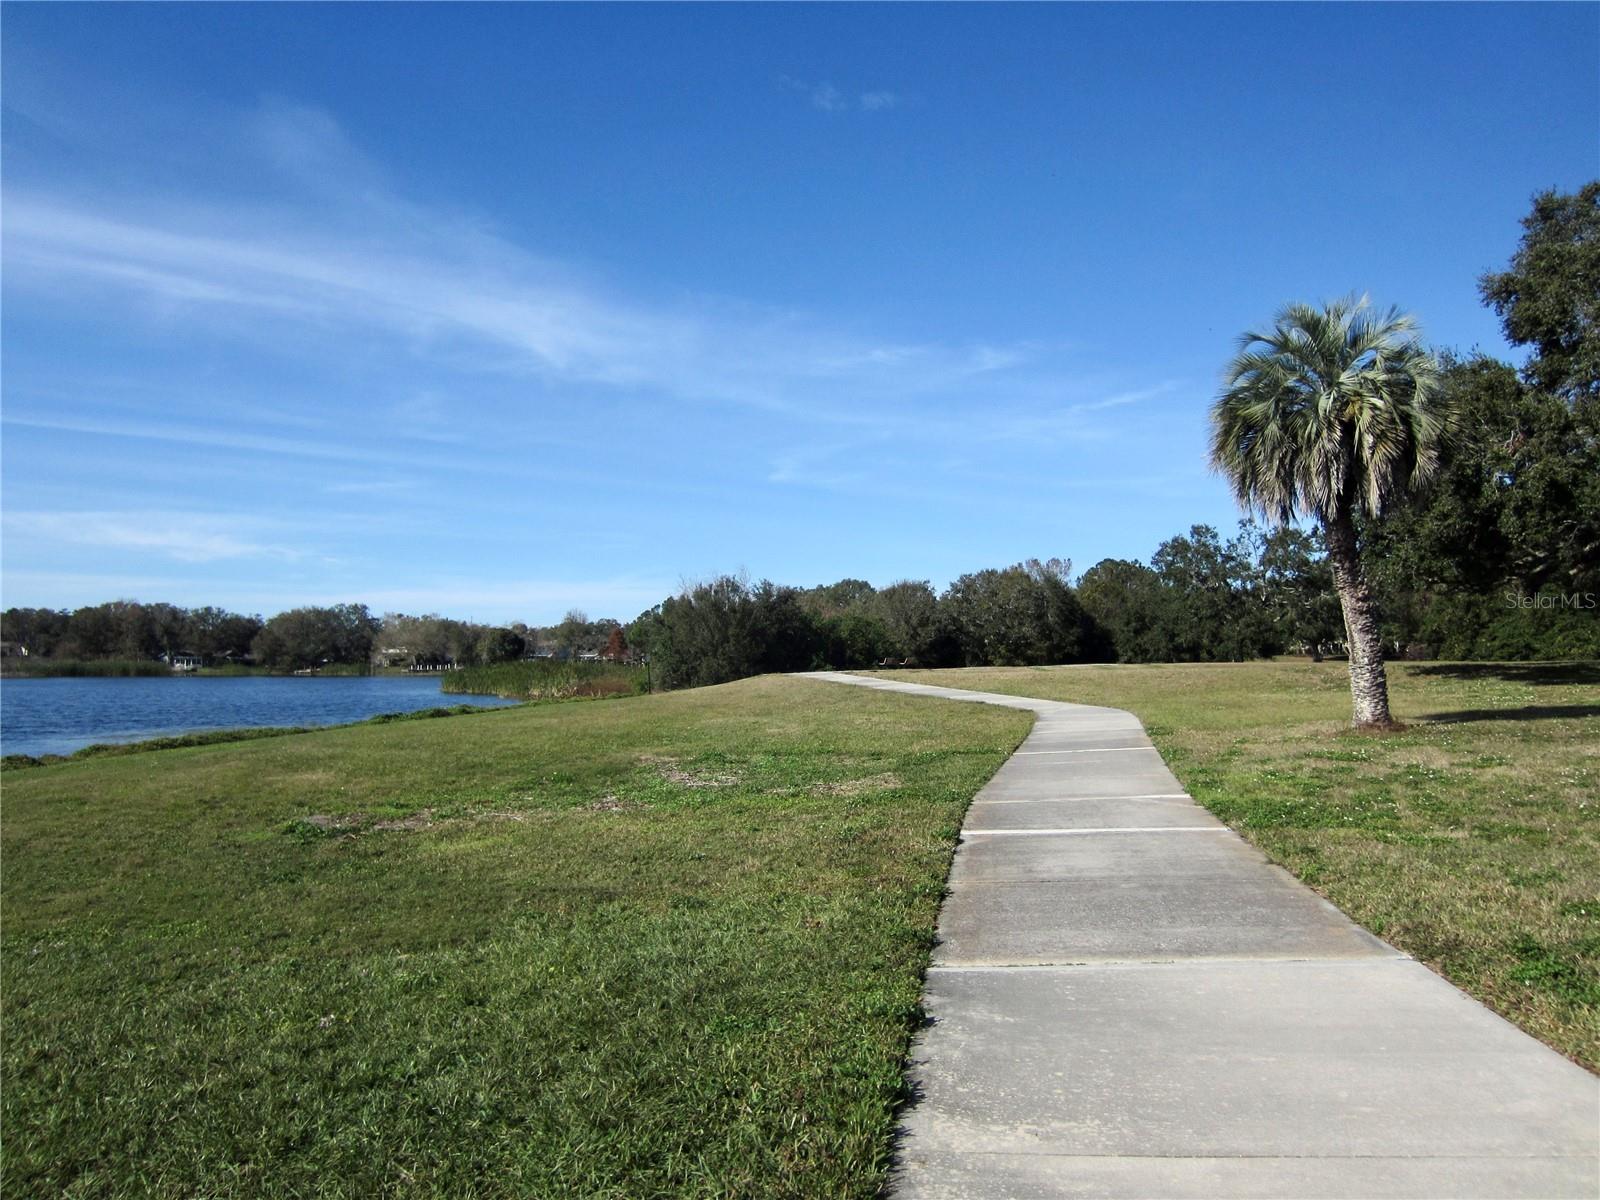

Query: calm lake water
<box><xmin>1</xmin><ymin>675</ymin><xmax>519</xmax><ymax>758</ymax></box>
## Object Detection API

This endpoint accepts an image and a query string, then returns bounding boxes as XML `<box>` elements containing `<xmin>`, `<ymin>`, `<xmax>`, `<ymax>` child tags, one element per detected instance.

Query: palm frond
<box><xmin>1208</xmin><ymin>296</ymin><xmax>1450</xmax><ymax>524</ymax></box>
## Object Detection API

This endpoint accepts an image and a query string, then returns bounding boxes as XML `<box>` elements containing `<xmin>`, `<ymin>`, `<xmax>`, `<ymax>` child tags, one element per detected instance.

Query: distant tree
<box><xmin>252</xmin><ymin>604</ymin><xmax>379</xmax><ymax>670</ymax></box>
<box><xmin>803</xmin><ymin>578</ymin><xmax>877</xmax><ymax>616</ymax></box>
<box><xmin>185</xmin><ymin>606</ymin><xmax>263</xmax><ymax>662</ymax></box>
<box><xmin>478</xmin><ymin>627</ymin><xmax>526</xmax><ymax>664</ymax></box>
<box><xmin>554</xmin><ymin>609</ymin><xmax>591</xmax><ymax>657</ymax></box>
<box><xmin>749</xmin><ymin>582</ymin><xmax>827</xmax><ymax>673</ymax></box>
<box><xmin>1077</xmin><ymin>559</ymin><xmax>1176</xmax><ymax>663</ymax></box>
<box><xmin>602</xmin><ymin>626</ymin><xmax>628</xmax><ymax>662</ymax></box>
<box><xmin>636</xmin><ymin>579</ymin><xmax>760</xmax><ymax>689</ymax></box>
<box><xmin>60</xmin><ymin>602</ymin><xmax>128</xmax><ymax>660</ymax></box>
<box><xmin>0</xmin><ymin>607</ymin><xmax>69</xmax><ymax>657</ymax></box>
<box><xmin>867</xmin><ymin>581</ymin><xmax>951</xmax><ymax>664</ymax></box>
<box><xmin>1257</xmin><ymin>526</ymin><xmax>1340</xmax><ymax>658</ymax></box>
<box><xmin>818</xmin><ymin>608</ymin><xmax>890</xmax><ymax>667</ymax></box>
<box><xmin>1211</xmin><ymin>297</ymin><xmax>1448</xmax><ymax>727</ymax></box>
<box><xmin>942</xmin><ymin>559</ymin><xmax>1102</xmax><ymax>666</ymax></box>
<box><xmin>1150</xmin><ymin>525</ymin><xmax>1276</xmax><ymax>662</ymax></box>
<box><xmin>1480</xmin><ymin>182</ymin><xmax>1600</xmax><ymax>402</ymax></box>
<box><xmin>632</xmin><ymin>576</ymin><xmax>826</xmax><ymax>689</ymax></box>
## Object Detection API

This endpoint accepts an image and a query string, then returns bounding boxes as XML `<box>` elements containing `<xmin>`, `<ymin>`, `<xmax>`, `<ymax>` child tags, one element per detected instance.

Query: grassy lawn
<box><xmin>879</xmin><ymin>660</ymin><xmax>1600</xmax><ymax>1070</ymax></box>
<box><xmin>2</xmin><ymin>676</ymin><xmax>1030</xmax><ymax>1199</ymax></box>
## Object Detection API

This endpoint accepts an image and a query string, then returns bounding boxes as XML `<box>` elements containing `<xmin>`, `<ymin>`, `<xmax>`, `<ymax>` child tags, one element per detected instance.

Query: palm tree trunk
<box><xmin>1322</xmin><ymin>512</ymin><xmax>1394</xmax><ymax>728</ymax></box>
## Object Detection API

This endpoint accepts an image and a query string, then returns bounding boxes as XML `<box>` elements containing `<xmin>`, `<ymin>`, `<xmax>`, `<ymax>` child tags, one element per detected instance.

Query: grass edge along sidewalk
<box><xmin>1</xmin><ymin>675</ymin><xmax>1029</xmax><ymax>1199</ymax></box>
<box><xmin>878</xmin><ymin>658</ymin><xmax>1600</xmax><ymax>1072</ymax></box>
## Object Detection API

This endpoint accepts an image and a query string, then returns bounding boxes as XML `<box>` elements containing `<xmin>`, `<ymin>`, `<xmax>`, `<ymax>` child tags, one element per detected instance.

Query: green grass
<box><xmin>0</xmin><ymin>658</ymin><xmax>169</xmax><ymax>677</ymax></box>
<box><xmin>878</xmin><ymin>659</ymin><xmax>1600</xmax><ymax>1069</ymax></box>
<box><xmin>1</xmin><ymin>676</ymin><xmax>1029</xmax><ymax>1198</ymax></box>
<box><xmin>443</xmin><ymin>659</ymin><xmax>646</xmax><ymax>702</ymax></box>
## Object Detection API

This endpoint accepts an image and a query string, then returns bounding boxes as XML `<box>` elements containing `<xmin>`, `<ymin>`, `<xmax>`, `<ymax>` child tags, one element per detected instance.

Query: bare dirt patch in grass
<box><xmin>813</xmin><ymin>772</ymin><xmax>903</xmax><ymax>797</ymax></box>
<box><xmin>586</xmin><ymin>794</ymin><xmax>649</xmax><ymax>813</ymax></box>
<box><xmin>291</xmin><ymin>807</ymin><xmax>528</xmax><ymax>838</ymax></box>
<box><xmin>640</xmin><ymin>753</ymin><xmax>742</xmax><ymax>788</ymax></box>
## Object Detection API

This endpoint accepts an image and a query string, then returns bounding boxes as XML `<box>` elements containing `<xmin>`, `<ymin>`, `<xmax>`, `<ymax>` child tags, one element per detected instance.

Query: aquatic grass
<box><xmin>0</xmin><ymin>658</ymin><xmax>169</xmax><ymax>677</ymax></box>
<box><xmin>443</xmin><ymin>658</ymin><xmax>646</xmax><ymax>701</ymax></box>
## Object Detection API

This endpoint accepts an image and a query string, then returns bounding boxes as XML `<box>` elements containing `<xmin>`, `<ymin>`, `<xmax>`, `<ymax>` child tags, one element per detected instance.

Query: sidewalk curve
<box><xmin>798</xmin><ymin>671</ymin><xmax>1600</xmax><ymax>1200</ymax></box>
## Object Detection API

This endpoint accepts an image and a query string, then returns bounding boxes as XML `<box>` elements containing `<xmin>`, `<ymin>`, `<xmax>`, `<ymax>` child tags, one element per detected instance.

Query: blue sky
<box><xmin>3</xmin><ymin>3</ymin><xmax>1596</xmax><ymax>624</ymax></box>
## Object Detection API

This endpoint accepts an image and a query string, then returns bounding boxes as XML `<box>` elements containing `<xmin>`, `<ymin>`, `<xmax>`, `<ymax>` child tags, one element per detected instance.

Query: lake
<box><xmin>0</xmin><ymin>675</ymin><xmax>520</xmax><ymax>759</ymax></box>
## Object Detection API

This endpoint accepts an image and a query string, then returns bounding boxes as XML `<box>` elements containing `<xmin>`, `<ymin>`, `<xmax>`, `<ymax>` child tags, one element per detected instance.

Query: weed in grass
<box><xmin>1510</xmin><ymin>935</ymin><xmax>1600</xmax><ymax>1006</ymax></box>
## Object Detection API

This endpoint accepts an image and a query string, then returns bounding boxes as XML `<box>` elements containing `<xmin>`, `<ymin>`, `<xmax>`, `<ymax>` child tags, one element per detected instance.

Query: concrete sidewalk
<box><xmin>799</xmin><ymin>672</ymin><xmax>1600</xmax><ymax>1199</ymax></box>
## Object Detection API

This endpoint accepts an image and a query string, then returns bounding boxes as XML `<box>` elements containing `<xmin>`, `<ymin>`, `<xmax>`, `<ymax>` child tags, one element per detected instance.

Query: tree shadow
<box><xmin>1408</xmin><ymin>661</ymin><xmax>1600</xmax><ymax>686</ymax></box>
<box><xmin>1423</xmin><ymin>704</ymin><xmax>1600</xmax><ymax>725</ymax></box>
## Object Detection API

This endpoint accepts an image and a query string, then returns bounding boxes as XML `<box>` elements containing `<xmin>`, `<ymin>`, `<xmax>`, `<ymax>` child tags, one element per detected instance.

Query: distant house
<box><xmin>0</xmin><ymin>642</ymin><xmax>28</xmax><ymax>658</ymax></box>
<box><xmin>164</xmin><ymin>652</ymin><xmax>202</xmax><ymax>673</ymax></box>
<box><xmin>378</xmin><ymin>645</ymin><xmax>413</xmax><ymax>669</ymax></box>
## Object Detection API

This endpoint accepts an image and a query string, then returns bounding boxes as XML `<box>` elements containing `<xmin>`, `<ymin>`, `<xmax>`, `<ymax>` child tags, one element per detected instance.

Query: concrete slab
<box><xmin>936</xmin><ymin>874</ymin><xmax>1393</xmax><ymax>965</ymax></box>
<box><xmin>974</xmin><ymin>767</ymin><xmax>1190</xmax><ymax>801</ymax></box>
<box><xmin>1010</xmin><ymin>742</ymin><xmax>1162</xmax><ymax>758</ymax></box>
<box><xmin>1020</xmin><ymin>729</ymin><xmax>1149</xmax><ymax>747</ymax></box>
<box><xmin>893</xmin><ymin>1152</ymin><xmax>1600</xmax><ymax>1200</ymax></box>
<box><xmin>962</xmin><ymin>797</ymin><xmax>1223</xmax><ymax>830</ymax></box>
<box><xmin>894</xmin><ymin>959</ymin><xmax>1599</xmax><ymax>1190</ymax></box>
<box><xmin>949</xmin><ymin>826</ymin><xmax>1298</xmax><ymax>883</ymax></box>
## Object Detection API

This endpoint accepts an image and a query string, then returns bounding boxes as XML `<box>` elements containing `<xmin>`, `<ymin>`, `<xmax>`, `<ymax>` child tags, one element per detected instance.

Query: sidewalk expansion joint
<box><xmin>927</xmin><ymin>954</ymin><xmax>1414</xmax><ymax>972</ymax></box>
<box><xmin>961</xmin><ymin>827</ymin><xmax>1231</xmax><ymax>836</ymax></box>
<box><xmin>971</xmin><ymin>794</ymin><xmax>1192</xmax><ymax>804</ymax></box>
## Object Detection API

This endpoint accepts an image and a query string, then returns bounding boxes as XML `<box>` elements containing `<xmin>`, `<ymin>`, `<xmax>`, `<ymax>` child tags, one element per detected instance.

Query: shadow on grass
<box><xmin>1422</xmin><ymin>704</ymin><xmax>1600</xmax><ymax>725</ymax></box>
<box><xmin>1409</xmin><ymin>662</ymin><xmax>1600</xmax><ymax>686</ymax></box>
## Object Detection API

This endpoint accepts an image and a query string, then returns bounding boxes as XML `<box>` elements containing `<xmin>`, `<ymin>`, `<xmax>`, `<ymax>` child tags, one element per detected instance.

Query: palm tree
<box><xmin>1210</xmin><ymin>297</ymin><xmax>1449</xmax><ymax>728</ymax></box>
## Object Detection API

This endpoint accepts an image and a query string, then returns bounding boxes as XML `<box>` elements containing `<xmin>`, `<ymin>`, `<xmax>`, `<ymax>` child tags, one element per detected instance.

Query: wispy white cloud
<box><xmin>3</xmin><ymin>510</ymin><xmax>306</xmax><ymax>563</ymax></box>
<box><xmin>3</xmin><ymin>97</ymin><xmax>1163</xmax><ymax>456</ymax></box>
<box><xmin>759</xmin><ymin>381</ymin><xmax>1186</xmax><ymax>499</ymax></box>
<box><xmin>322</xmin><ymin>479</ymin><xmax>418</xmax><ymax>496</ymax></box>
<box><xmin>3</xmin><ymin>188</ymin><xmax>1033</xmax><ymax>424</ymax></box>
<box><xmin>2</xmin><ymin>412</ymin><xmax>440</xmax><ymax>468</ymax></box>
<box><xmin>979</xmin><ymin>382</ymin><xmax>1185</xmax><ymax>443</ymax></box>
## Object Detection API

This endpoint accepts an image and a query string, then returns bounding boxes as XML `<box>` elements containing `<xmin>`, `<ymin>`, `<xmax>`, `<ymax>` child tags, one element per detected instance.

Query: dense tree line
<box><xmin>1</xmin><ymin>601</ymin><xmax>629</xmax><ymax>673</ymax></box>
<box><xmin>625</xmin><ymin>537</ymin><xmax>1346</xmax><ymax>691</ymax></box>
<box><xmin>1</xmin><ymin>602</ymin><xmax>265</xmax><ymax>664</ymax></box>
